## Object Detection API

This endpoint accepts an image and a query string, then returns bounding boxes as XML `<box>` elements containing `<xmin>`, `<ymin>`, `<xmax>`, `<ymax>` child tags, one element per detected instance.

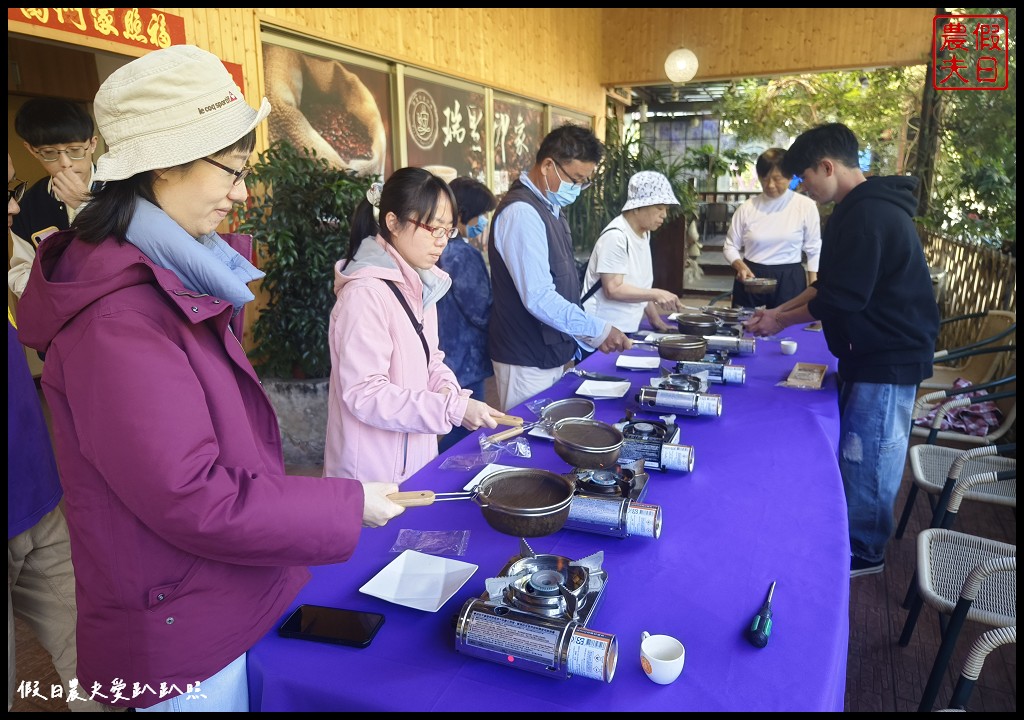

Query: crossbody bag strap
<box><xmin>580</xmin><ymin>228</ymin><xmax>629</xmax><ymax>303</ymax></box>
<box><xmin>382</xmin><ymin>279</ymin><xmax>430</xmax><ymax>363</ymax></box>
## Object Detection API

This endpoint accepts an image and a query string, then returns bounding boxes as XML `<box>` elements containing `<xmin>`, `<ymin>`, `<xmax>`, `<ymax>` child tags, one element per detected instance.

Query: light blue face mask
<box><xmin>467</xmin><ymin>214</ymin><xmax>489</xmax><ymax>239</ymax></box>
<box><xmin>546</xmin><ymin>175</ymin><xmax>582</xmax><ymax>207</ymax></box>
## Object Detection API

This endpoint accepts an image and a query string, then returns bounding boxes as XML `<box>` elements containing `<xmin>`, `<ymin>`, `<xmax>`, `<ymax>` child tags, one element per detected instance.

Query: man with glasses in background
<box><xmin>10</xmin><ymin>98</ymin><xmax>98</xmax><ymax>299</ymax></box>
<box><xmin>488</xmin><ymin>125</ymin><xmax>632</xmax><ymax>411</ymax></box>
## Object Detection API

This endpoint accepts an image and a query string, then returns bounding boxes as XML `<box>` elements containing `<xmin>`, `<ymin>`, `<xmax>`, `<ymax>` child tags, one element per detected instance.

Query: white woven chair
<box><xmin>911</xmin><ymin>375</ymin><xmax>1016</xmax><ymax>446</ymax></box>
<box><xmin>944</xmin><ymin>625</ymin><xmax>1016</xmax><ymax>711</ymax></box>
<box><xmin>894</xmin><ymin>443</ymin><xmax>1016</xmax><ymax>540</ymax></box>
<box><xmin>898</xmin><ymin>529</ymin><xmax>1016</xmax><ymax>712</ymax></box>
<box><xmin>923</xmin><ymin>310</ymin><xmax>1015</xmax><ymax>391</ymax></box>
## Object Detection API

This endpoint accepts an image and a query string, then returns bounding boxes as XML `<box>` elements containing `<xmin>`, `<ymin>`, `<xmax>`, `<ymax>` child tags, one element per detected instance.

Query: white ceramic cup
<box><xmin>640</xmin><ymin>631</ymin><xmax>685</xmax><ymax>685</ymax></box>
<box><xmin>780</xmin><ymin>340</ymin><xmax>798</xmax><ymax>355</ymax></box>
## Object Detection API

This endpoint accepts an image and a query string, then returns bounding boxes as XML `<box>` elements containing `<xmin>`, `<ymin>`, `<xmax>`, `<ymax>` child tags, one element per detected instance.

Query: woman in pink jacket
<box><xmin>325</xmin><ymin>168</ymin><xmax>503</xmax><ymax>485</ymax></box>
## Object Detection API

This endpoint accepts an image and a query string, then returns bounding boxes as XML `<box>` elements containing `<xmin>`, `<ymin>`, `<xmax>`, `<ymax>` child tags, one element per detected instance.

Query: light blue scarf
<box><xmin>126</xmin><ymin>198</ymin><xmax>264</xmax><ymax>314</ymax></box>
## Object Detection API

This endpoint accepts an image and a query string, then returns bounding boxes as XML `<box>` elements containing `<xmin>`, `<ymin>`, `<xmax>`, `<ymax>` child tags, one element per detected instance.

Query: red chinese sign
<box><xmin>9</xmin><ymin>7</ymin><xmax>186</xmax><ymax>52</ymax></box>
<box><xmin>932</xmin><ymin>13</ymin><xmax>1009</xmax><ymax>91</ymax></box>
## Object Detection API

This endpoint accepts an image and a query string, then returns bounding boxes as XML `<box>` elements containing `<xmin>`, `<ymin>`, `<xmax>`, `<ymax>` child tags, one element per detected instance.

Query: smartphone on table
<box><xmin>277</xmin><ymin>604</ymin><xmax>385</xmax><ymax>648</ymax></box>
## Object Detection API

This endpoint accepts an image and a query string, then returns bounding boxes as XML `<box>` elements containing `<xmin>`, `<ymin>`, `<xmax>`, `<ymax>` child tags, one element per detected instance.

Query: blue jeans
<box><xmin>838</xmin><ymin>381</ymin><xmax>916</xmax><ymax>563</ymax></box>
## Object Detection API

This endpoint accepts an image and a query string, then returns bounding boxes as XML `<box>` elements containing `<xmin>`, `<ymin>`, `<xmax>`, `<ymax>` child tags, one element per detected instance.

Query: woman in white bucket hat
<box><xmin>15</xmin><ymin>45</ymin><xmax>405</xmax><ymax>711</ymax></box>
<box><xmin>581</xmin><ymin>170</ymin><xmax>682</xmax><ymax>333</ymax></box>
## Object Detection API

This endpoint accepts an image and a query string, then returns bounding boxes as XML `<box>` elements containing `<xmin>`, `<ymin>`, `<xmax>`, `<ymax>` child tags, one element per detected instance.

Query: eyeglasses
<box><xmin>552</xmin><ymin>159</ymin><xmax>592</xmax><ymax>191</ymax></box>
<box><xmin>8</xmin><ymin>179</ymin><xmax>27</xmax><ymax>204</ymax></box>
<box><xmin>410</xmin><ymin>220</ymin><xmax>459</xmax><ymax>240</ymax></box>
<box><xmin>32</xmin><ymin>145</ymin><xmax>90</xmax><ymax>162</ymax></box>
<box><xmin>201</xmin><ymin>157</ymin><xmax>251</xmax><ymax>186</ymax></box>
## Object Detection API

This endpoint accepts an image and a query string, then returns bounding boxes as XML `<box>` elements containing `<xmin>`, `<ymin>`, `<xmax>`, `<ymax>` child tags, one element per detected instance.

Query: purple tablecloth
<box><xmin>247</xmin><ymin>322</ymin><xmax>849</xmax><ymax>711</ymax></box>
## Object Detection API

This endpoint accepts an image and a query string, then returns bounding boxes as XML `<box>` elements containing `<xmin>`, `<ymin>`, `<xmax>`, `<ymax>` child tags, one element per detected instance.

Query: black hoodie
<box><xmin>807</xmin><ymin>175</ymin><xmax>939</xmax><ymax>383</ymax></box>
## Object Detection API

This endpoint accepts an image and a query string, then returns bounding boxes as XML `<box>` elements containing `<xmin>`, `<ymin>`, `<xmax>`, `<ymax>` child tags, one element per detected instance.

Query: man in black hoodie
<box><xmin>746</xmin><ymin>123</ymin><xmax>939</xmax><ymax>578</ymax></box>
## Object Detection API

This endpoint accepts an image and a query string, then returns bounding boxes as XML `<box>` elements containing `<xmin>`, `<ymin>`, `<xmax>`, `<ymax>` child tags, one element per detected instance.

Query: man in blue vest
<box><xmin>488</xmin><ymin>125</ymin><xmax>632</xmax><ymax>411</ymax></box>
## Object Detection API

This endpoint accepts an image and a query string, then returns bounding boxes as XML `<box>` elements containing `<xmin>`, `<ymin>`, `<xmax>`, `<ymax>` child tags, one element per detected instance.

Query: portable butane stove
<box><xmin>614</xmin><ymin>417</ymin><xmax>694</xmax><ymax>475</ymax></box>
<box><xmin>714</xmin><ymin>322</ymin><xmax>744</xmax><ymax>337</ymax></box>
<box><xmin>570</xmin><ymin>462</ymin><xmax>650</xmax><ymax>502</ymax></box>
<box><xmin>454</xmin><ymin>539</ymin><xmax>618</xmax><ymax>682</ymax></box>
<box><xmin>562</xmin><ymin>462</ymin><xmax>662</xmax><ymax>538</ymax></box>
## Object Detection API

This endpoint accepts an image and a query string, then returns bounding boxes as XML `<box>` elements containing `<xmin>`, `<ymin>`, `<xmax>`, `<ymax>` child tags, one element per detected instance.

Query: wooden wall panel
<box><xmin>601</xmin><ymin>8</ymin><xmax>936</xmax><ymax>86</ymax></box>
<box><xmin>254</xmin><ymin>8</ymin><xmax>605</xmax><ymax>117</ymax></box>
<box><xmin>12</xmin><ymin>8</ymin><xmax>939</xmax><ymax>141</ymax></box>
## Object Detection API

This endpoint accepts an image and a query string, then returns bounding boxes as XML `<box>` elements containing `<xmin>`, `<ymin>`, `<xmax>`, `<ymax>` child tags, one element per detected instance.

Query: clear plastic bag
<box><xmin>389</xmin><ymin>529</ymin><xmax>470</xmax><ymax>556</ymax></box>
<box><xmin>477</xmin><ymin>431</ymin><xmax>532</xmax><ymax>459</ymax></box>
<box><xmin>438</xmin><ymin>448</ymin><xmax>501</xmax><ymax>471</ymax></box>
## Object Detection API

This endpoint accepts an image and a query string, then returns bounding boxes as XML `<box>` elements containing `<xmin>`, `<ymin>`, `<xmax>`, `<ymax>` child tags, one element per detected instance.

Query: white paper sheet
<box><xmin>359</xmin><ymin>550</ymin><xmax>478</xmax><ymax>612</ymax></box>
<box><xmin>616</xmin><ymin>354</ymin><xmax>662</xmax><ymax>370</ymax></box>
<box><xmin>575</xmin><ymin>380</ymin><xmax>631</xmax><ymax>399</ymax></box>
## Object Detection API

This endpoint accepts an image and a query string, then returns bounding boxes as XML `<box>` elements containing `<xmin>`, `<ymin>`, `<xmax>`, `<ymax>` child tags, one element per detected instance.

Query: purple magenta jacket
<box><xmin>16</xmin><ymin>230</ymin><xmax>365</xmax><ymax>708</ymax></box>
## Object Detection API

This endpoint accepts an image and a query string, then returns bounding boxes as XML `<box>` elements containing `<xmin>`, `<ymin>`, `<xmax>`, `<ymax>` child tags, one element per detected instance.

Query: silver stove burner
<box><xmin>481</xmin><ymin>540</ymin><xmax>608</xmax><ymax>624</ymax></box>
<box><xmin>572</xmin><ymin>463</ymin><xmax>649</xmax><ymax>502</ymax></box>
<box><xmin>527</xmin><ymin>569</ymin><xmax>566</xmax><ymax>595</ymax></box>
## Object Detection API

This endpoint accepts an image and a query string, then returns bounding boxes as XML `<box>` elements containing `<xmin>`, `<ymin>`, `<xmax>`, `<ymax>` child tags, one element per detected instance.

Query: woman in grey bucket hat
<box><xmin>14</xmin><ymin>44</ymin><xmax>407</xmax><ymax>711</ymax></box>
<box><xmin>581</xmin><ymin>170</ymin><xmax>683</xmax><ymax>334</ymax></box>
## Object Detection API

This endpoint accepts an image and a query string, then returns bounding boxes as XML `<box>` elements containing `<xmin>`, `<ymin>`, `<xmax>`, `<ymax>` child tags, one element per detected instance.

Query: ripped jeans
<box><xmin>838</xmin><ymin>381</ymin><xmax>916</xmax><ymax>563</ymax></box>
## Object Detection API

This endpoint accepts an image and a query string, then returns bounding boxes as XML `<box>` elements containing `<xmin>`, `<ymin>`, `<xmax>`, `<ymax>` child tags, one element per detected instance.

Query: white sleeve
<box><xmin>721</xmin><ymin>204</ymin><xmax>747</xmax><ymax>265</ymax></box>
<box><xmin>802</xmin><ymin>200</ymin><xmax>823</xmax><ymax>273</ymax></box>
<box><xmin>8</xmin><ymin>230</ymin><xmax>36</xmax><ymax>298</ymax></box>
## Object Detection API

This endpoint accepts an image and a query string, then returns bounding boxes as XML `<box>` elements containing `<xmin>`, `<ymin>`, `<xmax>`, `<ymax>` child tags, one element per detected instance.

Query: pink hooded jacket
<box><xmin>325</xmin><ymin>235</ymin><xmax>469</xmax><ymax>485</ymax></box>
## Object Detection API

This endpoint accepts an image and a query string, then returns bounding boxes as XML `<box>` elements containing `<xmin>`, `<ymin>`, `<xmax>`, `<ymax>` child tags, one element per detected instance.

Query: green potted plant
<box><xmin>232</xmin><ymin>139</ymin><xmax>373</xmax><ymax>465</ymax></box>
<box><xmin>681</xmin><ymin>144</ymin><xmax>756</xmax><ymax>193</ymax></box>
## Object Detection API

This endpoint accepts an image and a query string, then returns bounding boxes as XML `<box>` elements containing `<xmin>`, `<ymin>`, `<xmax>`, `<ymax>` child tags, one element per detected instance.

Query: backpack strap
<box><xmin>382</xmin><ymin>279</ymin><xmax>429</xmax><ymax>363</ymax></box>
<box><xmin>580</xmin><ymin>227</ymin><xmax>629</xmax><ymax>303</ymax></box>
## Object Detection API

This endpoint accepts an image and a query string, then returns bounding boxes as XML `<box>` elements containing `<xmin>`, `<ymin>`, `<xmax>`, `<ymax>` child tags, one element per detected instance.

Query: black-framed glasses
<box><xmin>8</xmin><ymin>179</ymin><xmax>27</xmax><ymax>203</ymax></box>
<box><xmin>201</xmin><ymin>157</ymin><xmax>251</xmax><ymax>186</ymax></box>
<box><xmin>552</xmin><ymin>159</ymin><xmax>593</xmax><ymax>191</ymax></box>
<box><xmin>411</xmin><ymin>219</ymin><xmax>459</xmax><ymax>240</ymax></box>
<box><xmin>32</xmin><ymin>145</ymin><xmax>90</xmax><ymax>162</ymax></box>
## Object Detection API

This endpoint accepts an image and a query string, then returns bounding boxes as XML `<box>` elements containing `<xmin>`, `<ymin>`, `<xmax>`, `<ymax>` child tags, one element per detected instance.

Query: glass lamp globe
<box><xmin>665</xmin><ymin>48</ymin><xmax>699</xmax><ymax>83</ymax></box>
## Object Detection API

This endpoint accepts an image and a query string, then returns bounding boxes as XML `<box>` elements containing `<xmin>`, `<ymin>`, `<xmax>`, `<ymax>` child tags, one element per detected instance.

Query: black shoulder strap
<box><xmin>581</xmin><ymin>278</ymin><xmax>602</xmax><ymax>303</ymax></box>
<box><xmin>382</xmin><ymin>279</ymin><xmax>430</xmax><ymax>363</ymax></box>
<box><xmin>580</xmin><ymin>227</ymin><xmax>629</xmax><ymax>303</ymax></box>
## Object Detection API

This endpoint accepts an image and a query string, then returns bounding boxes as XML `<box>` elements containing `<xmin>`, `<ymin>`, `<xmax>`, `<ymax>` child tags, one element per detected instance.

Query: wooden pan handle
<box><xmin>485</xmin><ymin>425</ymin><xmax>526</xmax><ymax>443</ymax></box>
<box><xmin>494</xmin><ymin>414</ymin><xmax>524</xmax><ymax>426</ymax></box>
<box><xmin>388</xmin><ymin>491</ymin><xmax>436</xmax><ymax>507</ymax></box>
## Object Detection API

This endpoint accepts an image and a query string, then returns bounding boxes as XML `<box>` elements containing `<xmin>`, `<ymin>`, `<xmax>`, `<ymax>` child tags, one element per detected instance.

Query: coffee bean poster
<box><xmin>263</xmin><ymin>43</ymin><xmax>393</xmax><ymax>179</ymax></box>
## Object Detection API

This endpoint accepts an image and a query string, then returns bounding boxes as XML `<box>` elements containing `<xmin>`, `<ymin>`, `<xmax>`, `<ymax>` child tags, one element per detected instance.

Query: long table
<box><xmin>247</xmin><ymin>322</ymin><xmax>849</xmax><ymax>711</ymax></box>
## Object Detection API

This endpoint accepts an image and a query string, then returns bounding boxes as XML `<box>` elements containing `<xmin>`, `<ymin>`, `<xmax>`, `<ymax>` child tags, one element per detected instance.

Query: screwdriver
<box><xmin>746</xmin><ymin>580</ymin><xmax>776</xmax><ymax>648</ymax></box>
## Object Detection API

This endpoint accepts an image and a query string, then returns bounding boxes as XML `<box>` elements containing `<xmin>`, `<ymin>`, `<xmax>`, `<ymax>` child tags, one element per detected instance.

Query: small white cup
<box><xmin>780</xmin><ymin>340</ymin><xmax>798</xmax><ymax>355</ymax></box>
<box><xmin>640</xmin><ymin>631</ymin><xmax>685</xmax><ymax>685</ymax></box>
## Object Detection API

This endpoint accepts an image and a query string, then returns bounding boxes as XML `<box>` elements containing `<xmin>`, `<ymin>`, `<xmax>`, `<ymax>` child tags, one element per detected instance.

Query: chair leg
<box><xmin>898</xmin><ymin>593</ymin><xmax>925</xmax><ymax>646</ymax></box>
<box><xmin>895</xmin><ymin>484</ymin><xmax>919</xmax><ymax>539</ymax></box>
<box><xmin>948</xmin><ymin>675</ymin><xmax>977</xmax><ymax>710</ymax></box>
<box><xmin>901</xmin><ymin>569</ymin><xmax>919</xmax><ymax>610</ymax></box>
<box><xmin>918</xmin><ymin>599</ymin><xmax>972</xmax><ymax>712</ymax></box>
